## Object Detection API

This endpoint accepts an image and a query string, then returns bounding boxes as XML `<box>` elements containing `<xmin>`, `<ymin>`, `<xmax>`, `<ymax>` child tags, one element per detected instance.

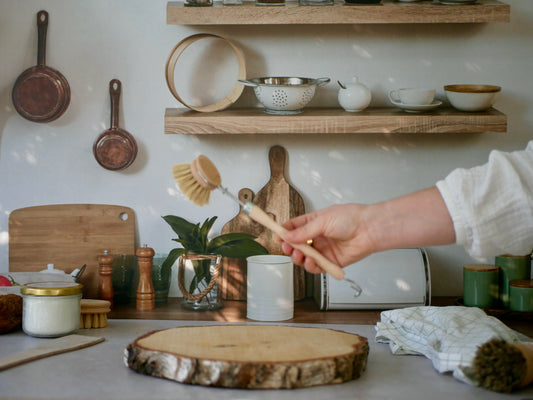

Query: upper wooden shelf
<box><xmin>167</xmin><ymin>0</ymin><xmax>510</xmax><ymax>25</ymax></box>
<box><xmin>164</xmin><ymin>107</ymin><xmax>507</xmax><ymax>134</ymax></box>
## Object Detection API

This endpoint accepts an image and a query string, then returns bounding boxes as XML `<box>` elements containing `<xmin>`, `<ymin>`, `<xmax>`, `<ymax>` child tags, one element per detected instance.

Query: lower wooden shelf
<box><xmin>109</xmin><ymin>298</ymin><xmax>532</xmax><ymax>337</ymax></box>
<box><xmin>164</xmin><ymin>107</ymin><xmax>507</xmax><ymax>135</ymax></box>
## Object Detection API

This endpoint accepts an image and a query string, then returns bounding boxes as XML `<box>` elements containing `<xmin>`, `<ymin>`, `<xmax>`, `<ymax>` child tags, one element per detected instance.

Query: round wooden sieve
<box><xmin>12</xmin><ymin>11</ymin><xmax>70</xmax><ymax>123</ymax></box>
<box><xmin>165</xmin><ymin>33</ymin><xmax>246</xmax><ymax>113</ymax></box>
<box><xmin>93</xmin><ymin>79</ymin><xmax>137</xmax><ymax>171</ymax></box>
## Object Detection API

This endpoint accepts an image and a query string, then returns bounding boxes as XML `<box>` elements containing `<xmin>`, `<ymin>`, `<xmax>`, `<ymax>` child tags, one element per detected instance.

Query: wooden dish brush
<box><xmin>80</xmin><ymin>299</ymin><xmax>111</xmax><ymax>329</ymax></box>
<box><xmin>172</xmin><ymin>155</ymin><xmax>362</xmax><ymax>296</ymax></box>
<box><xmin>472</xmin><ymin>338</ymin><xmax>533</xmax><ymax>392</ymax></box>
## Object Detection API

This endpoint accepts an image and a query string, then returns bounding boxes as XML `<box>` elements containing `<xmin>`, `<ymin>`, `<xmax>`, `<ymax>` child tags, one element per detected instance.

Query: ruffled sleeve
<box><xmin>436</xmin><ymin>142</ymin><xmax>533</xmax><ymax>260</ymax></box>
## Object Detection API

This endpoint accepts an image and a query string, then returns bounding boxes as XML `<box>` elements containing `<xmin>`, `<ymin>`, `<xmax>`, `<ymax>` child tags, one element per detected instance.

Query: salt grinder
<box><xmin>136</xmin><ymin>245</ymin><xmax>155</xmax><ymax>311</ymax></box>
<box><xmin>98</xmin><ymin>250</ymin><xmax>114</xmax><ymax>307</ymax></box>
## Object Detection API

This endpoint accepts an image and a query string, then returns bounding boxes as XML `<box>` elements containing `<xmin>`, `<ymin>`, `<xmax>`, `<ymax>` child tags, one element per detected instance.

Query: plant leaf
<box><xmin>207</xmin><ymin>233</ymin><xmax>258</xmax><ymax>250</ymax></box>
<box><xmin>161</xmin><ymin>248</ymin><xmax>187</xmax><ymax>274</ymax></box>
<box><xmin>210</xmin><ymin>239</ymin><xmax>269</xmax><ymax>258</ymax></box>
<box><xmin>162</xmin><ymin>215</ymin><xmax>197</xmax><ymax>244</ymax></box>
<box><xmin>200</xmin><ymin>216</ymin><xmax>217</xmax><ymax>250</ymax></box>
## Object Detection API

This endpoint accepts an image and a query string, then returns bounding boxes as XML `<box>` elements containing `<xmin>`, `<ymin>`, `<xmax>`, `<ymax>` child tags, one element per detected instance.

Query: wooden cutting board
<box><xmin>220</xmin><ymin>188</ymin><xmax>261</xmax><ymax>301</ymax></box>
<box><xmin>253</xmin><ymin>145</ymin><xmax>306</xmax><ymax>300</ymax></box>
<box><xmin>9</xmin><ymin>204</ymin><xmax>136</xmax><ymax>299</ymax></box>
<box><xmin>125</xmin><ymin>325</ymin><xmax>368</xmax><ymax>389</ymax></box>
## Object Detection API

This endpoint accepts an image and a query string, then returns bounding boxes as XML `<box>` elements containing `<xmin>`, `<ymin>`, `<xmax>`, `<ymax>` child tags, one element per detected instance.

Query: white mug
<box><xmin>389</xmin><ymin>88</ymin><xmax>435</xmax><ymax>105</ymax></box>
<box><xmin>246</xmin><ymin>255</ymin><xmax>294</xmax><ymax>322</ymax></box>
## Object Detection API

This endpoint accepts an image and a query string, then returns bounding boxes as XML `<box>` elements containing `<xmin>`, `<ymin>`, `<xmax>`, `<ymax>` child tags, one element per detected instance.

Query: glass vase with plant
<box><xmin>161</xmin><ymin>215</ymin><xmax>268</xmax><ymax>310</ymax></box>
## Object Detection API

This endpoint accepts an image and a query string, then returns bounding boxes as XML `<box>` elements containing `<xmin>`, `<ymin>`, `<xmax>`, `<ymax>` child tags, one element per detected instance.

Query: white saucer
<box><xmin>390</xmin><ymin>99</ymin><xmax>442</xmax><ymax>113</ymax></box>
<box><xmin>438</xmin><ymin>0</ymin><xmax>477</xmax><ymax>4</ymax></box>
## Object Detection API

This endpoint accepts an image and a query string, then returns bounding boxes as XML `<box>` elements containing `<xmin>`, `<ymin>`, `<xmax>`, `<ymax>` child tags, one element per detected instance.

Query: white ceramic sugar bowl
<box><xmin>337</xmin><ymin>76</ymin><xmax>372</xmax><ymax>112</ymax></box>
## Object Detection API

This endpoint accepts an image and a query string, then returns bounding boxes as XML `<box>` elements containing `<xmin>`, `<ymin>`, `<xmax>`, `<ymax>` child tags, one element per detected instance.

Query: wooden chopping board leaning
<box><xmin>9</xmin><ymin>204</ymin><xmax>136</xmax><ymax>299</ymax></box>
<box><xmin>220</xmin><ymin>145</ymin><xmax>306</xmax><ymax>301</ymax></box>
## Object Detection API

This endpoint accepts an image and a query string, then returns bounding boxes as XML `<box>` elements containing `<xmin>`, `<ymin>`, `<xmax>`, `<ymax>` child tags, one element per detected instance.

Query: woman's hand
<box><xmin>281</xmin><ymin>187</ymin><xmax>455</xmax><ymax>274</ymax></box>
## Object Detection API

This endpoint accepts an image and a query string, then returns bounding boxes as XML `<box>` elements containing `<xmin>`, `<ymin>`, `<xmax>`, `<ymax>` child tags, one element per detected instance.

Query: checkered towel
<box><xmin>375</xmin><ymin>306</ymin><xmax>521</xmax><ymax>385</ymax></box>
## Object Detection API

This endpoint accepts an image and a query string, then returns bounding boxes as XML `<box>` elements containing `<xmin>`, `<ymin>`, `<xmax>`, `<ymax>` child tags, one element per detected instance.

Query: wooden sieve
<box><xmin>165</xmin><ymin>33</ymin><xmax>246</xmax><ymax>113</ymax></box>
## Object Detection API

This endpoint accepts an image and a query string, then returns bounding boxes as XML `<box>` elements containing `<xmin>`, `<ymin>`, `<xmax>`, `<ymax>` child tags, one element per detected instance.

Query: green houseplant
<box><xmin>161</xmin><ymin>215</ymin><xmax>268</xmax><ymax>310</ymax></box>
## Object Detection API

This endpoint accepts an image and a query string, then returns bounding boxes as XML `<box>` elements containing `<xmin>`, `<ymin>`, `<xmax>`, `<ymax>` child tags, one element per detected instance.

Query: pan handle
<box><xmin>37</xmin><ymin>10</ymin><xmax>48</xmax><ymax>67</ymax></box>
<box><xmin>109</xmin><ymin>79</ymin><xmax>121</xmax><ymax>129</ymax></box>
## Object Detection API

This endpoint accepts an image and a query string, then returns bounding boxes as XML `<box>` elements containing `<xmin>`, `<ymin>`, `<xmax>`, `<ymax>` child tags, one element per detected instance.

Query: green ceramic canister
<box><xmin>509</xmin><ymin>280</ymin><xmax>533</xmax><ymax>312</ymax></box>
<box><xmin>495</xmin><ymin>254</ymin><xmax>531</xmax><ymax>308</ymax></box>
<box><xmin>463</xmin><ymin>264</ymin><xmax>499</xmax><ymax>308</ymax></box>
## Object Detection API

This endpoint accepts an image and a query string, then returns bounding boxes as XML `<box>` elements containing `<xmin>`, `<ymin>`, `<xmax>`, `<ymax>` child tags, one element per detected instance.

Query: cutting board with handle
<box><xmin>9</xmin><ymin>204</ymin><xmax>136</xmax><ymax>299</ymax></box>
<box><xmin>220</xmin><ymin>146</ymin><xmax>307</xmax><ymax>301</ymax></box>
<box><xmin>252</xmin><ymin>145</ymin><xmax>307</xmax><ymax>300</ymax></box>
<box><xmin>220</xmin><ymin>188</ymin><xmax>259</xmax><ymax>301</ymax></box>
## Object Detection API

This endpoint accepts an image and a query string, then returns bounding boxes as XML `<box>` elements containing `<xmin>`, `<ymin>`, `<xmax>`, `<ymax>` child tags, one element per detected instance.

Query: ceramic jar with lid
<box><xmin>509</xmin><ymin>280</ymin><xmax>533</xmax><ymax>312</ymax></box>
<box><xmin>21</xmin><ymin>281</ymin><xmax>83</xmax><ymax>337</ymax></box>
<box><xmin>337</xmin><ymin>76</ymin><xmax>372</xmax><ymax>112</ymax></box>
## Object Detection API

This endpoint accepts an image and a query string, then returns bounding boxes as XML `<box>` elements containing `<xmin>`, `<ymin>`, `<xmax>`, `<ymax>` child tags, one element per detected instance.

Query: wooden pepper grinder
<box><xmin>136</xmin><ymin>245</ymin><xmax>155</xmax><ymax>311</ymax></box>
<box><xmin>98</xmin><ymin>250</ymin><xmax>114</xmax><ymax>307</ymax></box>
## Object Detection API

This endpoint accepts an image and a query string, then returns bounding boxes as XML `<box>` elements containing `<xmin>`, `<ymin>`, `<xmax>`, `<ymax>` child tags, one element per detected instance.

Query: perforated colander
<box><xmin>239</xmin><ymin>77</ymin><xmax>330</xmax><ymax>115</ymax></box>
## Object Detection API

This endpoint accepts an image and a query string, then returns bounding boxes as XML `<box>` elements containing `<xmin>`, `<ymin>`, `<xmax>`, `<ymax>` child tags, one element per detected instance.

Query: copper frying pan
<box><xmin>93</xmin><ymin>79</ymin><xmax>138</xmax><ymax>171</ymax></box>
<box><xmin>12</xmin><ymin>10</ymin><xmax>70</xmax><ymax>123</ymax></box>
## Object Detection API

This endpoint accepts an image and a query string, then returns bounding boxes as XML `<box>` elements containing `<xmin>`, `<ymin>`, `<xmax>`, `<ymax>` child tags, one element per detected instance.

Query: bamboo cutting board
<box><xmin>9</xmin><ymin>204</ymin><xmax>135</xmax><ymax>298</ymax></box>
<box><xmin>125</xmin><ymin>325</ymin><xmax>368</xmax><ymax>389</ymax></box>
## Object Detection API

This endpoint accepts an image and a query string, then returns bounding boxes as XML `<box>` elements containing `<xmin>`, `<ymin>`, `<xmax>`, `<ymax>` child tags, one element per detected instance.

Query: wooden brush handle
<box><xmin>247</xmin><ymin>204</ymin><xmax>345</xmax><ymax>280</ymax></box>
<box><xmin>514</xmin><ymin>343</ymin><xmax>533</xmax><ymax>388</ymax></box>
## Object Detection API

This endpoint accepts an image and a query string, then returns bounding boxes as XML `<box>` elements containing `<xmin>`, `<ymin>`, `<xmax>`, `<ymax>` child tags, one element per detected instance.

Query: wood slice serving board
<box><xmin>125</xmin><ymin>325</ymin><xmax>368</xmax><ymax>389</ymax></box>
<box><xmin>9</xmin><ymin>204</ymin><xmax>135</xmax><ymax>299</ymax></box>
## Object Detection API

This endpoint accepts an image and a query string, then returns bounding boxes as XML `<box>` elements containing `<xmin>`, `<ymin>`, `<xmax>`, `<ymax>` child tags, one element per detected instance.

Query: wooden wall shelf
<box><xmin>164</xmin><ymin>107</ymin><xmax>507</xmax><ymax>134</ymax></box>
<box><xmin>167</xmin><ymin>0</ymin><xmax>510</xmax><ymax>25</ymax></box>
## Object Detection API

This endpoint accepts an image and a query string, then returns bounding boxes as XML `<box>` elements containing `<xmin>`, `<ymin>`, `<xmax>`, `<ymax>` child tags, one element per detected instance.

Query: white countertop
<box><xmin>1</xmin><ymin>319</ymin><xmax>531</xmax><ymax>400</ymax></box>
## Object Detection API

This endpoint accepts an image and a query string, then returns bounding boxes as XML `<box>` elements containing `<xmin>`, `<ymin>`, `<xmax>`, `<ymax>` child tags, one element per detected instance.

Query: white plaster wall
<box><xmin>0</xmin><ymin>0</ymin><xmax>531</xmax><ymax>296</ymax></box>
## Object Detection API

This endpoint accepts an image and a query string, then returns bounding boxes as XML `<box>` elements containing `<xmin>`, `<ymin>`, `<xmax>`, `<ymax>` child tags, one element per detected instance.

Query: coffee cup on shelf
<box><xmin>389</xmin><ymin>88</ymin><xmax>435</xmax><ymax>105</ymax></box>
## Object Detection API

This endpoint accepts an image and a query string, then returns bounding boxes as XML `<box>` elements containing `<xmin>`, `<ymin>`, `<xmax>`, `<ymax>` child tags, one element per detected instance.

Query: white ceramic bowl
<box><xmin>444</xmin><ymin>84</ymin><xmax>501</xmax><ymax>112</ymax></box>
<box><xmin>239</xmin><ymin>77</ymin><xmax>330</xmax><ymax>115</ymax></box>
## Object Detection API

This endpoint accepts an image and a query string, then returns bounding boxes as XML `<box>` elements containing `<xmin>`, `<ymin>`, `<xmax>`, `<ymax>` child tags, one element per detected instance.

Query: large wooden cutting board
<box><xmin>9</xmin><ymin>204</ymin><xmax>135</xmax><ymax>299</ymax></box>
<box><xmin>253</xmin><ymin>145</ymin><xmax>306</xmax><ymax>300</ymax></box>
<box><xmin>125</xmin><ymin>325</ymin><xmax>368</xmax><ymax>389</ymax></box>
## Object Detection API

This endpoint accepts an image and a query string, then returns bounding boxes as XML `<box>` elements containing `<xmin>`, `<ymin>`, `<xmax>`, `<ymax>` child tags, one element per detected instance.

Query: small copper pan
<box><xmin>12</xmin><ymin>11</ymin><xmax>70</xmax><ymax>123</ymax></box>
<box><xmin>93</xmin><ymin>79</ymin><xmax>137</xmax><ymax>171</ymax></box>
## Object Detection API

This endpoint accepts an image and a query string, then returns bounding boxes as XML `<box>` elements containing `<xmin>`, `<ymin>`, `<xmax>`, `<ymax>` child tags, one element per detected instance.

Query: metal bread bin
<box><xmin>238</xmin><ymin>76</ymin><xmax>330</xmax><ymax>115</ymax></box>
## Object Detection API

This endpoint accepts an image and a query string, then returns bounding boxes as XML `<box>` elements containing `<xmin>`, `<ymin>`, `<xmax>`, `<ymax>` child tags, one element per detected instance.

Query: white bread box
<box><xmin>314</xmin><ymin>248</ymin><xmax>430</xmax><ymax>310</ymax></box>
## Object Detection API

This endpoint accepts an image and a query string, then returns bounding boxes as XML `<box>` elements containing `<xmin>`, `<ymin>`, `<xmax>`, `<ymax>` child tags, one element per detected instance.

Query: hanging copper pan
<box><xmin>12</xmin><ymin>11</ymin><xmax>70</xmax><ymax>123</ymax></box>
<box><xmin>93</xmin><ymin>79</ymin><xmax>137</xmax><ymax>171</ymax></box>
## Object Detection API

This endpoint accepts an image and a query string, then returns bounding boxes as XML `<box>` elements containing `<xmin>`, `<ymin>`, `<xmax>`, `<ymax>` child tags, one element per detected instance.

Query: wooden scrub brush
<box><xmin>172</xmin><ymin>155</ymin><xmax>362</xmax><ymax>296</ymax></box>
<box><xmin>472</xmin><ymin>338</ymin><xmax>533</xmax><ymax>392</ymax></box>
<box><xmin>80</xmin><ymin>299</ymin><xmax>111</xmax><ymax>329</ymax></box>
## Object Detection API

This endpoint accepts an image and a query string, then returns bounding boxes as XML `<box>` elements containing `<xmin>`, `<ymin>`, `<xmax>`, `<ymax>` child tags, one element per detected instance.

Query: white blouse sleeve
<box><xmin>436</xmin><ymin>142</ymin><xmax>533</xmax><ymax>261</ymax></box>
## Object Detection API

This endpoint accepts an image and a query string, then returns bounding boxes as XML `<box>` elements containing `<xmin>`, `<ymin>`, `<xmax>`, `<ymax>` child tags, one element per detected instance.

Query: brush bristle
<box><xmin>472</xmin><ymin>339</ymin><xmax>526</xmax><ymax>392</ymax></box>
<box><xmin>172</xmin><ymin>163</ymin><xmax>212</xmax><ymax>206</ymax></box>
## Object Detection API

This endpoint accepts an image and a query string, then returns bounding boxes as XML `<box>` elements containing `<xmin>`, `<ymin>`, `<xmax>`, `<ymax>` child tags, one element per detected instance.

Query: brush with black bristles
<box><xmin>472</xmin><ymin>338</ymin><xmax>533</xmax><ymax>392</ymax></box>
<box><xmin>171</xmin><ymin>154</ymin><xmax>362</xmax><ymax>297</ymax></box>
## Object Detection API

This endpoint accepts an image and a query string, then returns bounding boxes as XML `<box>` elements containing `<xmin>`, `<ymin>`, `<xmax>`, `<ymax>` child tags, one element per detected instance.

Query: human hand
<box><xmin>280</xmin><ymin>204</ymin><xmax>376</xmax><ymax>274</ymax></box>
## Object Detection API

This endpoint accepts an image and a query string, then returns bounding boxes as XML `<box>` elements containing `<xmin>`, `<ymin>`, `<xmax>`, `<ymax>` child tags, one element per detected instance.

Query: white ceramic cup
<box><xmin>246</xmin><ymin>255</ymin><xmax>294</xmax><ymax>321</ymax></box>
<box><xmin>389</xmin><ymin>88</ymin><xmax>435</xmax><ymax>105</ymax></box>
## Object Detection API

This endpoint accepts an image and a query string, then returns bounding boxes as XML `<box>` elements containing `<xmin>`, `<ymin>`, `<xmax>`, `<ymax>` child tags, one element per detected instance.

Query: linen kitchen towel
<box><xmin>375</xmin><ymin>306</ymin><xmax>524</xmax><ymax>385</ymax></box>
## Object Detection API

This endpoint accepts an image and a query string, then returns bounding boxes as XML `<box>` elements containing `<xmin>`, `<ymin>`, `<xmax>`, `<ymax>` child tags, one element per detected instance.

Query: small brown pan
<box><xmin>12</xmin><ymin>10</ymin><xmax>70</xmax><ymax>123</ymax></box>
<box><xmin>93</xmin><ymin>79</ymin><xmax>137</xmax><ymax>171</ymax></box>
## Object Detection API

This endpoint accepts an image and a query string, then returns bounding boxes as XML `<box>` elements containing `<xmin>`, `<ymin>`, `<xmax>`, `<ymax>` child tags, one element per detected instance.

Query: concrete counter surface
<box><xmin>1</xmin><ymin>319</ymin><xmax>532</xmax><ymax>400</ymax></box>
